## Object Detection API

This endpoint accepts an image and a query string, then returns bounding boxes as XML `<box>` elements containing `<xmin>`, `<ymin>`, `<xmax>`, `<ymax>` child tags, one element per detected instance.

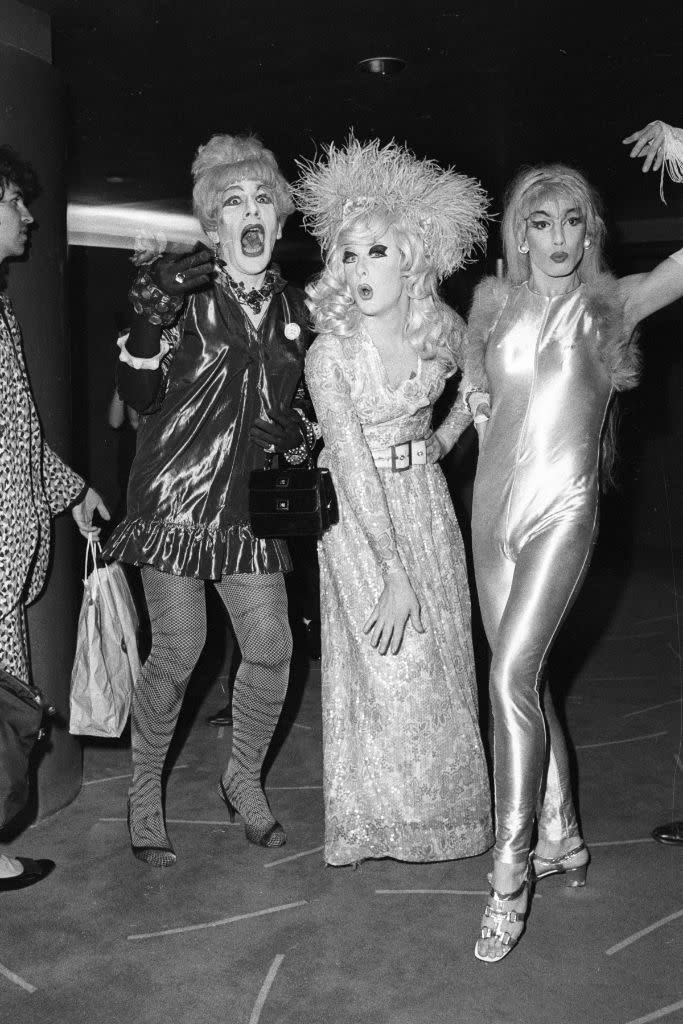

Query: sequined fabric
<box><xmin>104</xmin><ymin>276</ymin><xmax>309</xmax><ymax>578</ymax></box>
<box><xmin>306</xmin><ymin>325</ymin><xmax>493</xmax><ymax>865</ymax></box>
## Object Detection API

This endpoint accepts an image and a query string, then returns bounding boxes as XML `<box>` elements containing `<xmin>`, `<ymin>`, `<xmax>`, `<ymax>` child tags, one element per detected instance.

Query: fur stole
<box><xmin>464</xmin><ymin>273</ymin><xmax>641</xmax><ymax>394</ymax></box>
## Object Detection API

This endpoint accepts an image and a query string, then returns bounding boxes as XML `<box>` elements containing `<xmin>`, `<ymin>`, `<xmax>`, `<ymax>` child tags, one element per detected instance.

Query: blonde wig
<box><xmin>502</xmin><ymin>164</ymin><xmax>607</xmax><ymax>284</ymax></box>
<box><xmin>192</xmin><ymin>134</ymin><xmax>294</xmax><ymax>235</ymax></box>
<box><xmin>294</xmin><ymin>136</ymin><xmax>489</xmax><ymax>357</ymax></box>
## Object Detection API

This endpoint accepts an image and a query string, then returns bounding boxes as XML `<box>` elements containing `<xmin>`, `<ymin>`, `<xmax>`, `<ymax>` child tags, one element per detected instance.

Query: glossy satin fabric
<box><xmin>307</xmin><ymin>327</ymin><xmax>492</xmax><ymax>865</ymax></box>
<box><xmin>472</xmin><ymin>283</ymin><xmax>613</xmax><ymax>866</ymax></box>
<box><xmin>104</xmin><ymin>276</ymin><xmax>308</xmax><ymax>578</ymax></box>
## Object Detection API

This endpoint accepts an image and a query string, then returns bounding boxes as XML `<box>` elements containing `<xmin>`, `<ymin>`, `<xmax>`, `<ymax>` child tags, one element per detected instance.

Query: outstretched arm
<box><xmin>619</xmin><ymin>250</ymin><xmax>683</xmax><ymax>335</ymax></box>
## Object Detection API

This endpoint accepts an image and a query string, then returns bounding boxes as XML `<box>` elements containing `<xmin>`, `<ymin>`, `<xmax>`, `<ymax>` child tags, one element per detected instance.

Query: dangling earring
<box><xmin>518</xmin><ymin>242</ymin><xmax>529</xmax><ymax>254</ymax></box>
<box><xmin>583</xmin><ymin>238</ymin><xmax>591</xmax><ymax>249</ymax></box>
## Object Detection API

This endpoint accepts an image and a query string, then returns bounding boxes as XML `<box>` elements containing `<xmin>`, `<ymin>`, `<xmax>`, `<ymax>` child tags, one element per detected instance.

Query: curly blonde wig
<box><xmin>502</xmin><ymin>164</ymin><xmax>607</xmax><ymax>284</ymax></box>
<box><xmin>192</xmin><ymin>134</ymin><xmax>294</xmax><ymax>234</ymax></box>
<box><xmin>295</xmin><ymin>136</ymin><xmax>489</xmax><ymax>358</ymax></box>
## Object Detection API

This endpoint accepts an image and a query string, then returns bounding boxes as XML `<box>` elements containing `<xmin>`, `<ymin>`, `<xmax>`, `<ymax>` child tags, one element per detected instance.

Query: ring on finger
<box><xmin>174</xmin><ymin>272</ymin><xmax>185</xmax><ymax>284</ymax></box>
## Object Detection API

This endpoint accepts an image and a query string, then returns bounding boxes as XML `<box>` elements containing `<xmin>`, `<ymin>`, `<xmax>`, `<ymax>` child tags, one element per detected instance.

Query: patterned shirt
<box><xmin>0</xmin><ymin>294</ymin><xmax>84</xmax><ymax>619</ymax></box>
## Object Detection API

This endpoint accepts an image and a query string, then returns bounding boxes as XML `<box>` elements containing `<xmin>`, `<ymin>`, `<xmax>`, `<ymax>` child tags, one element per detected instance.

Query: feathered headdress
<box><xmin>293</xmin><ymin>135</ymin><xmax>489</xmax><ymax>279</ymax></box>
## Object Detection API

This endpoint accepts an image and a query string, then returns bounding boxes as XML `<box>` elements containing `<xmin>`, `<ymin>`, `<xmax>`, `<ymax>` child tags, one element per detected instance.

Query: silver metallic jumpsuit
<box><xmin>466</xmin><ymin>275</ymin><xmax>640</xmax><ymax>867</ymax></box>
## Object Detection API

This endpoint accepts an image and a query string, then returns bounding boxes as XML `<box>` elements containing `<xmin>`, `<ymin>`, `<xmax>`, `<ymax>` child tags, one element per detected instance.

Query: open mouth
<box><xmin>240</xmin><ymin>225</ymin><xmax>265</xmax><ymax>257</ymax></box>
<box><xmin>357</xmin><ymin>284</ymin><xmax>373</xmax><ymax>300</ymax></box>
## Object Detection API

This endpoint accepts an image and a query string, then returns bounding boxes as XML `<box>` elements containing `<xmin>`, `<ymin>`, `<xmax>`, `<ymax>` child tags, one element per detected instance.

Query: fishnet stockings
<box><xmin>128</xmin><ymin>566</ymin><xmax>291</xmax><ymax>857</ymax></box>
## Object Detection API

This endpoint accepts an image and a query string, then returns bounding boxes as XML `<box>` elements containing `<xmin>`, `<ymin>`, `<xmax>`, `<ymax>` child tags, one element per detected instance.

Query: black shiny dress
<box><xmin>104</xmin><ymin>269</ymin><xmax>309</xmax><ymax>579</ymax></box>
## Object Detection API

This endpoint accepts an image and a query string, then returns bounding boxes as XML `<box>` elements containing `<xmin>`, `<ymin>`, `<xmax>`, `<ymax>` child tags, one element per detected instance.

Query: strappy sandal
<box><xmin>532</xmin><ymin>842</ymin><xmax>589</xmax><ymax>886</ymax></box>
<box><xmin>474</xmin><ymin>869</ymin><xmax>531</xmax><ymax>964</ymax></box>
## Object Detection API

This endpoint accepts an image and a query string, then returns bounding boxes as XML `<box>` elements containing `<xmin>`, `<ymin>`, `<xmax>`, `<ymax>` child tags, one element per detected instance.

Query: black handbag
<box><xmin>0</xmin><ymin>669</ymin><xmax>54</xmax><ymax>830</ymax></box>
<box><xmin>249</xmin><ymin>455</ymin><xmax>337</xmax><ymax>539</ymax></box>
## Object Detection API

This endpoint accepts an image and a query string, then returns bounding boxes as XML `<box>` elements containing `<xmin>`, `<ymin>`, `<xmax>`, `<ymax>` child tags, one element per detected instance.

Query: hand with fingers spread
<box><xmin>250</xmin><ymin>407</ymin><xmax>304</xmax><ymax>454</ymax></box>
<box><xmin>149</xmin><ymin>242</ymin><xmax>218</xmax><ymax>296</ymax></box>
<box><xmin>363</xmin><ymin>566</ymin><xmax>424</xmax><ymax>656</ymax></box>
<box><xmin>622</xmin><ymin>121</ymin><xmax>667</xmax><ymax>174</ymax></box>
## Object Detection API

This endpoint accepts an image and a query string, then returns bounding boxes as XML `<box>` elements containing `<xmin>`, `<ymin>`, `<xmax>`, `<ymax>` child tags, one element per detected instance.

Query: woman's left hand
<box><xmin>250</xmin><ymin>408</ymin><xmax>304</xmax><ymax>453</ymax></box>
<box><xmin>72</xmin><ymin>488</ymin><xmax>111</xmax><ymax>540</ymax></box>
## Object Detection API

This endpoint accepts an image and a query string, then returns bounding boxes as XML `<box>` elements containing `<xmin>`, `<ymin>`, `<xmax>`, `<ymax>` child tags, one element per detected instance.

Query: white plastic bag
<box><xmin>69</xmin><ymin>536</ymin><xmax>140</xmax><ymax>737</ymax></box>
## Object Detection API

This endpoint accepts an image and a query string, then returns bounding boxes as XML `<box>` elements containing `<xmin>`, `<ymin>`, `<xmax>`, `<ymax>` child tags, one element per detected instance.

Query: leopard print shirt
<box><xmin>0</xmin><ymin>295</ymin><xmax>84</xmax><ymax>618</ymax></box>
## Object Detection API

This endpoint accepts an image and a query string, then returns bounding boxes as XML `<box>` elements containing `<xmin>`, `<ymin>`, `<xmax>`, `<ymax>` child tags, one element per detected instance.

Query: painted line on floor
<box><xmin>268</xmin><ymin>785</ymin><xmax>322</xmax><ymax>791</ymax></box>
<box><xmin>576</xmin><ymin>731</ymin><xmax>667</xmax><ymax>750</ymax></box>
<box><xmin>217</xmin><ymin>727</ymin><xmax>225</xmax><ymax>740</ymax></box>
<box><xmin>624</xmin><ymin>999</ymin><xmax>683</xmax><ymax>1024</ymax></box>
<box><xmin>605</xmin><ymin>908</ymin><xmax>683</xmax><ymax>955</ymax></box>
<box><xmin>290</xmin><ymin>723</ymin><xmax>313</xmax><ymax>731</ymax></box>
<box><xmin>99</xmin><ymin>817</ymin><xmax>238</xmax><ymax>827</ymax></box>
<box><xmin>588</xmin><ymin>838</ymin><xmax>653</xmax><ymax>847</ymax></box>
<box><xmin>0</xmin><ymin>962</ymin><xmax>36</xmax><ymax>993</ymax></box>
<box><xmin>263</xmin><ymin>845</ymin><xmax>324</xmax><ymax>868</ymax></box>
<box><xmin>249</xmin><ymin>955</ymin><xmax>285</xmax><ymax>1024</ymax></box>
<box><xmin>83</xmin><ymin>764</ymin><xmax>189</xmax><ymax>786</ymax></box>
<box><xmin>128</xmin><ymin>901</ymin><xmax>307</xmax><ymax>940</ymax></box>
<box><xmin>624</xmin><ymin>698</ymin><xmax>682</xmax><ymax>718</ymax></box>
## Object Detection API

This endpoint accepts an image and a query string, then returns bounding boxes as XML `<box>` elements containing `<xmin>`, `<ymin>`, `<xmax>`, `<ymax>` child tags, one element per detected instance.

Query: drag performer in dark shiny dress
<box><xmin>104</xmin><ymin>136</ymin><xmax>311</xmax><ymax>865</ymax></box>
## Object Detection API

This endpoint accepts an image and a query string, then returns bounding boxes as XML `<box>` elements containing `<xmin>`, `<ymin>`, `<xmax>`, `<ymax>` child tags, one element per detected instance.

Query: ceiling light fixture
<box><xmin>357</xmin><ymin>56</ymin><xmax>406</xmax><ymax>76</ymax></box>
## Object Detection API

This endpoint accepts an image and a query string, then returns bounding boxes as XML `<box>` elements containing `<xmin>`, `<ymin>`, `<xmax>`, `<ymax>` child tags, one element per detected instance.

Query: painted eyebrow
<box><xmin>529</xmin><ymin>207</ymin><xmax>581</xmax><ymax>217</ymax></box>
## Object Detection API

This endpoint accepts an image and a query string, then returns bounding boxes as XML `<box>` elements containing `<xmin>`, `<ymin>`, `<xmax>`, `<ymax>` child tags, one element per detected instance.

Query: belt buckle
<box><xmin>391</xmin><ymin>442</ymin><xmax>411</xmax><ymax>472</ymax></box>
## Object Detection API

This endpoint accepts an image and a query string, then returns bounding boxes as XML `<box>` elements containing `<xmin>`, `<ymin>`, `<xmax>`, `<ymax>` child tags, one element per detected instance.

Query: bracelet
<box><xmin>117</xmin><ymin>333</ymin><xmax>170</xmax><ymax>371</ymax></box>
<box><xmin>283</xmin><ymin>442</ymin><xmax>309</xmax><ymax>465</ymax></box>
<box><xmin>129</xmin><ymin>269</ymin><xmax>183</xmax><ymax>327</ymax></box>
<box><xmin>294</xmin><ymin>408</ymin><xmax>321</xmax><ymax>450</ymax></box>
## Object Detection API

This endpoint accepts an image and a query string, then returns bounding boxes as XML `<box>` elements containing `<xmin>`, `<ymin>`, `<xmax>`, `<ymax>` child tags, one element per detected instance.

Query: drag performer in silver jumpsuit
<box><xmin>464</xmin><ymin>163</ymin><xmax>683</xmax><ymax>962</ymax></box>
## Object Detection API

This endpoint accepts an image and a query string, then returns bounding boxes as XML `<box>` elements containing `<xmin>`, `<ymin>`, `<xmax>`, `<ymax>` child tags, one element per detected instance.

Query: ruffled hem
<box><xmin>102</xmin><ymin>515</ymin><xmax>291</xmax><ymax>579</ymax></box>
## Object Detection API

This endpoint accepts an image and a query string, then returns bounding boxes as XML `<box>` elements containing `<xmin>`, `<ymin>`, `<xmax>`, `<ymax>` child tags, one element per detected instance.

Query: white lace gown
<box><xmin>305</xmin><ymin>324</ymin><xmax>493</xmax><ymax>865</ymax></box>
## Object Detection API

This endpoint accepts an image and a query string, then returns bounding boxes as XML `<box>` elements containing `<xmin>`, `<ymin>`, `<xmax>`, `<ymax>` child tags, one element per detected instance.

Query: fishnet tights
<box><xmin>128</xmin><ymin>566</ymin><xmax>291</xmax><ymax>855</ymax></box>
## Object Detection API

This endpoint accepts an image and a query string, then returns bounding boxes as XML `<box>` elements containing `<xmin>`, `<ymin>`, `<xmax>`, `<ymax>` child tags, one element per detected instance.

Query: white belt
<box><xmin>371</xmin><ymin>439</ymin><xmax>427</xmax><ymax>471</ymax></box>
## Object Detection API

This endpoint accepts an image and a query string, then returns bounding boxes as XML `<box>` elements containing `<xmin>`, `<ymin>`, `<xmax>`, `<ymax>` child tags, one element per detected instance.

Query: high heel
<box><xmin>474</xmin><ymin>864</ymin><xmax>532</xmax><ymax>964</ymax></box>
<box><xmin>127</xmin><ymin>799</ymin><xmax>176</xmax><ymax>868</ymax></box>
<box><xmin>531</xmin><ymin>842</ymin><xmax>589</xmax><ymax>886</ymax></box>
<box><xmin>218</xmin><ymin>777</ymin><xmax>286</xmax><ymax>849</ymax></box>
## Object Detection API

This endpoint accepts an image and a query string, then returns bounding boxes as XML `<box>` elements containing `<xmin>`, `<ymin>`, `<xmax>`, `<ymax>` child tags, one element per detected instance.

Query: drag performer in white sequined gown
<box><xmin>294</xmin><ymin>139</ymin><xmax>493</xmax><ymax>866</ymax></box>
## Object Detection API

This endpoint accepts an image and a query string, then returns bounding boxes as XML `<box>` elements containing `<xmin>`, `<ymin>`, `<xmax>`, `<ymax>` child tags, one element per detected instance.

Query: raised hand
<box><xmin>622</xmin><ymin>121</ymin><xmax>666</xmax><ymax>174</ymax></box>
<box><xmin>149</xmin><ymin>243</ymin><xmax>217</xmax><ymax>295</ymax></box>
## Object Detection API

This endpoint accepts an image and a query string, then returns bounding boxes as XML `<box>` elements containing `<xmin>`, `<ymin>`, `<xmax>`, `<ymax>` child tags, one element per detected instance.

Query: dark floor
<box><xmin>2</xmin><ymin>541</ymin><xmax>682</xmax><ymax>1024</ymax></box>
